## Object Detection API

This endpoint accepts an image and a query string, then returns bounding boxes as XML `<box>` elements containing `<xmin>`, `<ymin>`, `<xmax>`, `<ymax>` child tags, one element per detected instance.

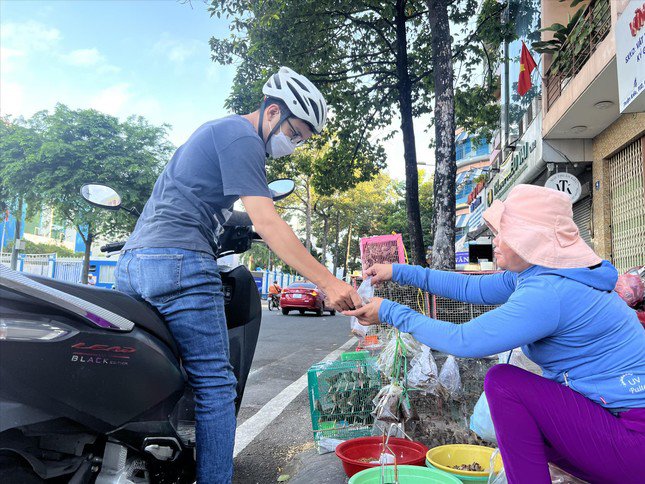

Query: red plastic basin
<box><xmin>335</xmin><ymin>436</ymin><xmax>429</xmax><ymax>477</ymax></box>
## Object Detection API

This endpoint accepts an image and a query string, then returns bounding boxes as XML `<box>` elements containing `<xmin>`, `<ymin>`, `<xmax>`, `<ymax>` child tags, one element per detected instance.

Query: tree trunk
<box><xmin>333</xmin><ymin>211</ymin><xmax>340</xmax><ymax>275</ymax></box>
<box><xmin>343</xmin><ymin>224</ymin><xmax>352</xmax><ymax>279</ymax></box>
<box><xmin>322</xmin><ymin>214</ymin><xmax>329</xmax><ymax>268</ymax></box>
<box><xmin>80</xmin><ymin>224</ymin><xmax>93</xmax><ymax>284</ymax></box>
<box><xmin>395</xmin><ymin>0</ymin><xmax>425</xmax><ymax>266</ymax></box>
<box><xmin>9</xmin><ymin>198</ymin><xmax>24</xmax><ymax>270</ymax></box>
<box><xmin>428</xmin><ymin>0</ymin><xmax>456</xmax><ymax>270</ymax></box>
<box><xmin>305</xmin><ymin>178</ymin><xmax>312</xmax><ymax>252</ymax></box>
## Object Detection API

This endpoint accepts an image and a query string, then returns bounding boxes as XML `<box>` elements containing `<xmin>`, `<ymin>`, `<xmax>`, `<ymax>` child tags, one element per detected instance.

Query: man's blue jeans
<box><xmin>115</xmin><ymin>248</ymin><xmax>237</xmax><ymax>483</ymax></box>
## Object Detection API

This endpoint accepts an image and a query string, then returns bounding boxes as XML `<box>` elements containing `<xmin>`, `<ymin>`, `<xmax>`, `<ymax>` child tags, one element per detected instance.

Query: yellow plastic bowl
<box><xmin>426</xmin><ymin>444</ymin><xmax>502</xmax><ymax>478</ymax></box>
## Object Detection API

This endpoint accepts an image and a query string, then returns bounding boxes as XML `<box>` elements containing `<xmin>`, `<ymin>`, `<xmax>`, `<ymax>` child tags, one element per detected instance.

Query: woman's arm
<box><xmin>378</xmin><ymin>276</ymin><xmax>560</xmax><ymax>357</ymax></box>
<box><xmin>392</xmin><ymin>264</ymin><xmax>518</xmax><ymax>305</ymax></box>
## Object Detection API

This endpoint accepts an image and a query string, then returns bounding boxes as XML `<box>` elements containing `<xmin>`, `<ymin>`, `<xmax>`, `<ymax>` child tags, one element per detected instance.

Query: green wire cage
<box><xmin>307</xmin><ymin>357</ymin><xmax>388</xmax><ymax>442</ymax></box>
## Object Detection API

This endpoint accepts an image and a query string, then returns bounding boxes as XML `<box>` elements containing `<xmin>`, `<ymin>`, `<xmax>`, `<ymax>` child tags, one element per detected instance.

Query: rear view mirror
<box><xmin>268</xmin><ymin>179</ymin><xmax>295</xmax><ymax>202</ymax></box>
<box><xmin>80</xmin><ymin>184</ymin><xmax>122</xmax><ymax>210</ymax></box>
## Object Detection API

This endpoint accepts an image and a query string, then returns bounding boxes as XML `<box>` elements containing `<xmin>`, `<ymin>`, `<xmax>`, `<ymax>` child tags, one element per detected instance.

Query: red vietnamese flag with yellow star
<box><xmin>517</xmin><ymin>41</ymin><xmax>537</xmax><ymax>96</ymax></box>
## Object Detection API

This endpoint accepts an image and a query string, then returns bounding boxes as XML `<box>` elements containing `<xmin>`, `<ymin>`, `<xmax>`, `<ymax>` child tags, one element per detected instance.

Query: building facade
<box><xmin>541</xmin><ymin>0</ymin><xmax>645</xmax><ymax>271</ymax></box>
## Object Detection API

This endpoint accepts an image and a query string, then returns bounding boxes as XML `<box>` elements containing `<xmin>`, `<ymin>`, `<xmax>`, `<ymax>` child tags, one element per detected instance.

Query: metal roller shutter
<box><xmin>608</xmin><ymin>137</ymin><xmax>645</xmax><ymax>272</ymax></box>
<box><xmin>573</xmin><ymin>196</ymin><xmax>593</xmax><ymax>248</ymax></box>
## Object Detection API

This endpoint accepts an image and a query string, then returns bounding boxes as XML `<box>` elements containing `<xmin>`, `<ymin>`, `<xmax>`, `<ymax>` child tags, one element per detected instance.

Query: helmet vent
<box><xmin>310</xmin><ymin>99</ymin><xmax>320</xmax><ymax>123</ymax></box>
<box><xmin>288</xmin><ymin>83</ymin><xmax>308</xmax><ymax>114</ymax></box>
<box><xmin>292</xmin><ymin>77</ymin><xmax>309</xmax><ymax>92</ymax></box>
<box><xmin>274</xmin><ymin>74</ymin><xmax>282</xmax><ymax>89</ymax></box>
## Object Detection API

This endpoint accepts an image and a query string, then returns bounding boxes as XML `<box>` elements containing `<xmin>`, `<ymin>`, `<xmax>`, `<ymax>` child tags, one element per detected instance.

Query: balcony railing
<box><xmin>545</xmin><ymin>0</ymin><xmax>611</xmax><ymax>111</ymax></box>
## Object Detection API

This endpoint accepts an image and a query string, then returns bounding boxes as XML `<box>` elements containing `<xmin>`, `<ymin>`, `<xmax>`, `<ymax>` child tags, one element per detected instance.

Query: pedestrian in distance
<box><xmin>114</xmin><ymin>67</ymin><xmax>362</xmax><ymax>484</ymax></box>
<box><xmin>345</xmin><ymin>184</ymin><xmax>645</xmax><ymax>484</ymax></box>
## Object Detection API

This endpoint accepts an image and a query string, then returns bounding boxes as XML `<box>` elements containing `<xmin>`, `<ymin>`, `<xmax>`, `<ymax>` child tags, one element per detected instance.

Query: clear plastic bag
<box><xmin>376</xmin><ymin>332</ymin><xmax>423</xmax><ymax>379</ymax></box>
<box><xmin>487</xmin><ymin>449</ymin><xmax>506</xmax><ymax>484</ymax></box>
<box><xmin>350</xmin><ymin>277</ymin><xmax>375</xmax><ymax>339</ymax></box>
<box><xmin>438</xmin><ymin>355</ymin><xmax>462</xmax><ymax>397</ymax></box>
<box><xmin>499</xmin><ymin>348</ymin><xmax>542</xmax><ymax>376</ymax></box>
<box><xmin>469</xmin><ymin>391</ymin><xmax>497</xmax><ymax>444</ymax></box>
<box><xmin>407</xmin><ymin>344</ymin><xmax>439</xmax><ymax>393</ymax></box>
<box><xmin>372</xmin><ymin>384</ymin><xmax>403</xmax><ymax>423</ymax></box>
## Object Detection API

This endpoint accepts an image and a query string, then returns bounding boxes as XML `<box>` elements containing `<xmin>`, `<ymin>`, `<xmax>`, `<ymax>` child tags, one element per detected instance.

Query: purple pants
<box><xmin>485</xmin><ymin>364</ymin><xmax>645</xmax><ymax>484</ymax></box>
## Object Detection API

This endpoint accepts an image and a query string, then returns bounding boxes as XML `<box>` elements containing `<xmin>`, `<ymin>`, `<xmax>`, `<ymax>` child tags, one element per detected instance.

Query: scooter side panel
<box><xmin>0</xmin><ymin>293</ymin><xmax>185</xmax><ymax>431</ymax></box>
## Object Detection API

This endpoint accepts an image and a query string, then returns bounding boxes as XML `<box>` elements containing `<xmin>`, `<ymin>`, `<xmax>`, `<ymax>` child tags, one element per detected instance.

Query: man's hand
<box><xmin>364</xmin><ymin>264</ymin><xmax>394</xmax><ymax>285</ymax></box>
<box><xmin>343</xmin><ymin>297</ymin><xmax>384</xmax><ymax>326</ymax></box>
<box><xmin>322</xmin><ymin>278</ymin><xmax>363</xmax><ymax>312</ymax></box>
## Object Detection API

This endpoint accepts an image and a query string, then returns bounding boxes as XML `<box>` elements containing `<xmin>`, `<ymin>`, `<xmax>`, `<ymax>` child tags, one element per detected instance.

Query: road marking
<box><xmin>233</xmin><ymin>337</ymin><xmax>358</xmax><ymax>458</ymax></box>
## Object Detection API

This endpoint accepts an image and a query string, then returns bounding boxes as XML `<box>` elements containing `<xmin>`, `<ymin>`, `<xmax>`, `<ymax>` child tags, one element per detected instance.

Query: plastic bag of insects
<box><xmin>372</xmin><ymin>384</ymin><xmax>404</xmax><ymax>423</ymax></box>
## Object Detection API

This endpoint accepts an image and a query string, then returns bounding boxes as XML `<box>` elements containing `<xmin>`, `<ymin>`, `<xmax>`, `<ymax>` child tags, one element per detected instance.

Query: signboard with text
<box><xmin>616</xmin><ymin>1</ymin><xmax>645</xmax><ymax>113</ymax></box>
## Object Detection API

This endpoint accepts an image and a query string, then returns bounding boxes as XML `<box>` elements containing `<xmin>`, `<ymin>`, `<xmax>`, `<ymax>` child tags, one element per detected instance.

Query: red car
<box><xmin>279</xmin><ymin>282</ymin><xmax>336</xmax><ymax>316</ymax></box>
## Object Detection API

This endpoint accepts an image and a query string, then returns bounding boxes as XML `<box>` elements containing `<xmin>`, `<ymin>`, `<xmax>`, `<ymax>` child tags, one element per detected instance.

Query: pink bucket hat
<box><xmin>483</xmin><ymin>184</ymin><xmax>601</xmax><ymax>269</ymax></box>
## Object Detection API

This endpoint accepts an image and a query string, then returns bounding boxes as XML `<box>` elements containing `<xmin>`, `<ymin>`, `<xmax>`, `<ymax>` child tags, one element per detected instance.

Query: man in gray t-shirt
<box><xmin>114</xmin><ymin>67</ymin><xmax>361</xmax><ymax>483</ymax></box>
<box><xmin>124</xmin><ymin>114</ymin><xmax>272</xmax><ymax>256</ymax></box>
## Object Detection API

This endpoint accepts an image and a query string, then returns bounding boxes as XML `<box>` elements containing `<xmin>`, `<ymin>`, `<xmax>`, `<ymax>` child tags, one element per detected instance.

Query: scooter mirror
<box><xmin>268</xmin><ymin>179</ymin><xmax>295</xmax><ymax>202</ymax></box>
<box><xmin>80</xmin><ymin>184</ymin><xmax>122</xmax><ymax>210</ymax></box>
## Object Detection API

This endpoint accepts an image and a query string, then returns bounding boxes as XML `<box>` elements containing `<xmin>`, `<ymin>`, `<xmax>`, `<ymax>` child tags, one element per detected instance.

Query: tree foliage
<box><xmin>207</xmin><ymin>0</ymin><xmax>498</xmax><ymax>266</ymax></box>
<box><xmin>0</xmin><ymin>105</ymin><xmax>173</xmax><ymax>281</ymax></box>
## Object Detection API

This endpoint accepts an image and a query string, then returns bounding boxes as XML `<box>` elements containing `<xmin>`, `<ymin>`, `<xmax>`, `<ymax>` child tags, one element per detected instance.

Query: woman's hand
<box><xmin>364</xmin><ymin>264</ymin><xmax>393</xmax><ymax>285</ymax></box>
<box><xmin>343</xmin><ymin>297</ymin><xmax>384</xmax><ymax>326</ymax></box>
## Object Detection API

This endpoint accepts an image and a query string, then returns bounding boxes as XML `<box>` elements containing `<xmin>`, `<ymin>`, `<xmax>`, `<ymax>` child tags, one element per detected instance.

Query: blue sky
<box><xmin>1</xmin><ymin>0</ymin><xmax>432</xmax><ymax>179</ymax></box>
<box><xmin>1</xmin><ymin>0</ymin><xmax>236</xmax><ymax>146</ymax></box>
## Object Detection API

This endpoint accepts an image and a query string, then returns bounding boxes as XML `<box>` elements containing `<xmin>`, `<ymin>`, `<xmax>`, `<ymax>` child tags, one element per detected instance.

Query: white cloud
<box><xmin>0</xmin><ymin>82</ymin><xmax>24</xmax><ymax>117</ymax></box>
<box><xmin>0</xmin><ymin>20</ymin><xmax>61</xmax><ymax>52</ymax></box>
<box><xmin>154</xmin><ymin>35</ymin><xmax>203</xmax><ymax>64</ymax></box>
<box><xmin>89</xmin><ymin>83</ymin><xmax>131</xmax><ymax>115</ymax></box>
<box><xmin>60</xmin><ymin>48</ymin><xmax>121</xmax><ymax>74</ymax></box>
<box><xmin>62</xmin><ymin>48</ymin><xmax>102</xmax><ymax>66</ymax></box>
<box><xmin>0</xmin><ymin>47</ymin><xmax>25</xmax><ymax>74</ymax></box>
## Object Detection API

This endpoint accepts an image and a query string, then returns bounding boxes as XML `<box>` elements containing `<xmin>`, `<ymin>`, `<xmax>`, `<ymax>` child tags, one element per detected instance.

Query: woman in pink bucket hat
<box><xmin>346</xmin><ymin>184</ymin><xmax>645</xmax><ymax>483</ymax></box>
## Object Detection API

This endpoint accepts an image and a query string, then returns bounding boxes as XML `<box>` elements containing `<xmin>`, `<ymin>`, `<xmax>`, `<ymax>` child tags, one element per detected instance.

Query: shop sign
<box><xmin>455</xmin><ymin>252</ymin><xmax>469</xmax><ymax>264</ymax></box>
<box><xmin>487</xmin><ymin>140</ymin><xmax>537</xmax><ymax>205</ymax></box>
<box><xmin>545</xmin><ymin>172</ymin><xmax>582</xmax><ymax>203</ymax></box>
<box><xmin>616</xmin><ymin>1</ymin><xmax>645</xmax><ymax>113</ymax></box>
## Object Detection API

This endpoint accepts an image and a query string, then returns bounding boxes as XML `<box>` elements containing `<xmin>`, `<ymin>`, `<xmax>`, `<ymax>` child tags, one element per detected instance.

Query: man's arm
<box><xmin>241</xmin><ymin>196</ymin><xmax>362</xmax><ymax>311</ymax></box>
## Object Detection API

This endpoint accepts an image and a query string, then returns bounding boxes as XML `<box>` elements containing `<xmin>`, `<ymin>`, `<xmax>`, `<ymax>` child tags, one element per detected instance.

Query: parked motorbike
<box><xmin>0</xmin><ymin>179</ymin><xmax>295</xmax><ymax>483</ymax></box>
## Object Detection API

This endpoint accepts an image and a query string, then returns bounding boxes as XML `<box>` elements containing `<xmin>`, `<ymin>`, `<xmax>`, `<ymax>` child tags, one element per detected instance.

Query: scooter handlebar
<box><xmin>100</xmin><ymin>241</ymin><xmax>126</xmax><ymax>253</ymax></box>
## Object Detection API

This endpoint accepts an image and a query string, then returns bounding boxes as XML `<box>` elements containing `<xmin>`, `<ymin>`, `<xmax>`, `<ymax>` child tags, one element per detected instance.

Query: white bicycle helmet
<box><xmin>262</xmin><ymin>66</ymin><xmax>328</xmax><ymax>134</ymax></box>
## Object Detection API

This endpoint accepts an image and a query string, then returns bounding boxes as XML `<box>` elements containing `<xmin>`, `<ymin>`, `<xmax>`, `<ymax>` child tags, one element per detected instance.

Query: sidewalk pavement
<box><xmin>287</xmin><ymin>447</ymin><xmax>348</xmax><ymax>484</ymax></box>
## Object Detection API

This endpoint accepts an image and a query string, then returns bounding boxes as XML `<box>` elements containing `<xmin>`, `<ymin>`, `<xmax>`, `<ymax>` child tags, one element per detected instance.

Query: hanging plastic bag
<box><xmin>376</xmin><ymin>332</ymin><xmax>422</xmax><ymax>380</ymax></box>
<box><xmin>407</xmin><ymin>344</ymin><xmax>439</xmax><ymax>393</ymax></box>
<box><xmin>469</xmin><ymin>392</ymin><xmax>497</xmax><ymax>444</ymax></box>
<box><xmin>372</xmin><ymin>384</ymin><xmax>403</xmax><ymax>423</ymax></box>
<box><xmin>487</xmin><ymin>449</ymin><xmax>506</xmax><ymax>484</ymax></box>
<box><xmin>350</xmin><ymin>277</ymin><xmax>375</xmax><ymax>339</ymax></box>
<box><xmin>499</xmin><ymin>348</ymin><xmax>542</xmax><ymax>376</ymax></box>
<box><xmin>438</xmin><ymin>355</ymin><xmax>462</xmax><ymax>397</ymax></box>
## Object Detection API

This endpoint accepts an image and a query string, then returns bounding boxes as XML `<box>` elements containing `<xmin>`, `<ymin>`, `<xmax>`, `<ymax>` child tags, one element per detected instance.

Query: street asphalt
<box><xmin>233</xmin><ymin>303</ymin><xmax>353</xmax><ymax>484</ymax></box>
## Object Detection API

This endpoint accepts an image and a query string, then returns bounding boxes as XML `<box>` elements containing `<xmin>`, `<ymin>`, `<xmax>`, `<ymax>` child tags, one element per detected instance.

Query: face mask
<box><xmin>266</xmin><ymin>118</ymin><xmax>296</xmax><ymax>159</ymax></box>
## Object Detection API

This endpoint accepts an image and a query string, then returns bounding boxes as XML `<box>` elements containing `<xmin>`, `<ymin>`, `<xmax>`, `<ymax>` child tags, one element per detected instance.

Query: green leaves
<box><xmin>0</xmin><ymin>105</ymin><xmax>173</xmax><ymax>242</ymax></box>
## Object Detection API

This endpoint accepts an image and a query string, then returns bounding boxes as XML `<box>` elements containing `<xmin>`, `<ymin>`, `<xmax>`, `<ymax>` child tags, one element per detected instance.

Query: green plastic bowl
<box><xmin>348</xmin><ymin>464</ymin><xmax>462</xmax><ymax>483</ymax></box>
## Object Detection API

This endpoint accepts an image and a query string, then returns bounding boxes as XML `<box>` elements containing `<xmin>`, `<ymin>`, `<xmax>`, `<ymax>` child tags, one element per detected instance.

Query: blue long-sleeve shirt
<box><xmin>378</xmin><ymin>262</ymin><xmax>645</xmax><ymax>409</ymax></box>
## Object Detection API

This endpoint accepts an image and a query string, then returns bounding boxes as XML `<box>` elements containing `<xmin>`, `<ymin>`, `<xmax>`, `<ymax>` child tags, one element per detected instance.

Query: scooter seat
<box><xmin>24</xmin><ymin>275</ymin><xmax>179</xmax><ymax>356</ymax></box>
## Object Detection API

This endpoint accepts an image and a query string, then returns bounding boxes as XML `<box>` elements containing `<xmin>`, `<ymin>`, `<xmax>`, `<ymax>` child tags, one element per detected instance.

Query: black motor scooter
<box><xmin>0</xmin><ymin>179</ymin><xmax>294</xmax><ymax>483</ymax></box>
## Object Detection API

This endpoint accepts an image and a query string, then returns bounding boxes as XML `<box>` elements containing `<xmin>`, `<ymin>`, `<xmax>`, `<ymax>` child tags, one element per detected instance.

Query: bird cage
<box><xmin>308</xmin><ymin>357</ymin><xmax>387</xmax><ymax>443</ymax></box>
<box><xmin>360</xmin><ymin>234</ymin><xmax>406</xmax><ymax>269</ymax></box>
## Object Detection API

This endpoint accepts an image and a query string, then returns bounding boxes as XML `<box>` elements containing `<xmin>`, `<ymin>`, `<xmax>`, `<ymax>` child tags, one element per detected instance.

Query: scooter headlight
<box><xmin>0</xmin><ymin>318</ymin><xmax>78</xmax><ymax>342</ymax></box>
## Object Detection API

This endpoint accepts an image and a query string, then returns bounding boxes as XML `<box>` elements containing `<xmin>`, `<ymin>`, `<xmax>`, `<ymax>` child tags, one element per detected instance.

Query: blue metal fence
<box><xmin>1</xmin><ymin>253</ymin><xmax>117</xmax><ymax>288</ymax></box>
